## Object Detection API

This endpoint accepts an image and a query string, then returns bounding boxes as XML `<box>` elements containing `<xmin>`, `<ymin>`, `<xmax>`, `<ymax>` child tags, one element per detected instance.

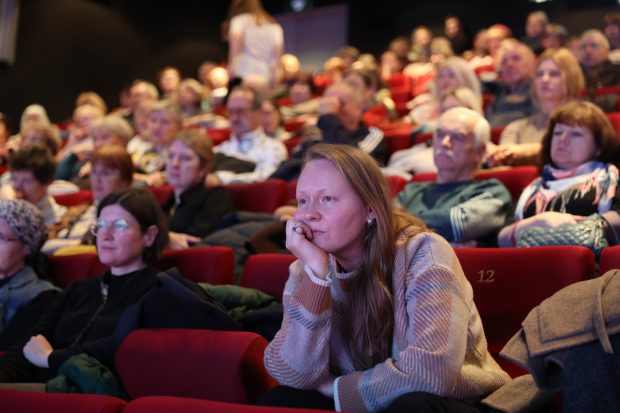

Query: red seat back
<box><xmin>283</xmin><ymin>135</ymin><xmax>304</xmax><ymax>156</ymax></box>
<box><xmin>595</xmin><ymin>85</ymin><xmax>620</xmax><ymax>97</ymax></box>
<box><xmin>383</xmin><ymin>133</ymin><xmax>413</xmax><ymax>157</ymax></box>
<box><xmin>454</xmin><ymin>246</ymin><xmax>594</xmax><ymax>377</ymax></box>
<box><xmin>283</xmin><ymin>118</ymin><xmax>306</xmax><ymax>133</ymax></box>
<box><xmin>156</xmin><ymin>246</ymin><xmax>234</xmax><ymax>284</ymax></box>
<box><xmin>52</xmin><ymin>190</ymin><xmax>93</xmax><ymax>207</ymax></box>
<box><xmin>287</xmin><ymin>179</ymin><xmax>297</xmax><ymax>203</ymax></box>
<box><xmin>116</xmin><ymin>329</ymin><xmax>276</xmax><ymax>402</ymax></box>
<box><xmin>385</xmin><ymin>175</ymin><xmax>408</xmax><ymax>197</ymax></box>
<box><xmin>51</xmin><ymin>247</ymin><xmax>234</xmax><ymax>286</ymax></box>
<box><xmin>241</xmin><ymin>254</ymin><xmax>296</xmax><ymax>301</ymax></box>
<box><xmin>0</xmin><ymin>388</ymin><xmax>125</xmax><ymax>413</ymax></box>
<box><xmin>123</xmin><ymin>396</ymin><xmax>335</xmax><ymax>413</ymax></box>
<box><xmin>490</xmin><ymin>126</ymin><xmax>504</xmax><ymax>145</ymax></box>
<box><xmin>48</xmin><ymin>253</ymin><xmax>107</xmax><ymax>287</ymax></box>
<box><xmin>413</xmin><ymin>131</ymin><xmax>433</xmax><ymax>145</ymax></box>
<box><xmin>473</xmin><ymin>166</ymin><xmax>539</xmax><ymax>201</ymax></box>
<box><xmin>599</xmin><ymin>245</ymin><xmax>620</xmax><ymax>275</ymax></box>
<box><xmin>226</xmin><ymin>179</ymin><xmax>288</xmax><ymax>213</ymax></box>
<box><xmin>608</xmin><ymin>112</ymin><xmax>620</xmax><ymax>136</ymax></box>
<box><xmin>206</xmin><ymin>127</ymin><xmax>232</xmax><ymax>145</ymax></box>
<box><xmin>148</xmin><ymin>185</ymin><xmax>174</xmax><ymax>205</ymax></box>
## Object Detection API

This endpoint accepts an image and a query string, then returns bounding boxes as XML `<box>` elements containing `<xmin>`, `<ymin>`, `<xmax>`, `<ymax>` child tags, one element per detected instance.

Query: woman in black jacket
<box><xmin>163</xmin><ymin>130</ymin><xmax>234</xmax><ymax>249</ymax></box>
<box><xmin>0</xmin><ymin>187</ymin><xmax>168</xmax><ymax>385</ymax></box>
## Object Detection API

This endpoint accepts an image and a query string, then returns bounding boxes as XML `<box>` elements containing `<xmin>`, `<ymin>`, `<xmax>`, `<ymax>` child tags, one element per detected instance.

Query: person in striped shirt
<box><xmin>260</xmin><ymin>143</ymin><xmax>510</xmax><ymax>413</ymax></box>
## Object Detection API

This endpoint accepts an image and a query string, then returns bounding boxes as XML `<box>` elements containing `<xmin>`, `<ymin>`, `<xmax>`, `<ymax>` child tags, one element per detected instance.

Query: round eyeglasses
<box><xmin>90</xmin><ymin>218</ymin><xmax>132</xmax><ymax>236</ymax></box>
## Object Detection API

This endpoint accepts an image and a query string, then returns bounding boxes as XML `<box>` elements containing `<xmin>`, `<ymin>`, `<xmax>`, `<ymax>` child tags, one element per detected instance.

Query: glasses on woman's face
<box><xmin>90</xmin><ymin>218</ymin><xmax>132</xmax><ymax>237</ymax></box>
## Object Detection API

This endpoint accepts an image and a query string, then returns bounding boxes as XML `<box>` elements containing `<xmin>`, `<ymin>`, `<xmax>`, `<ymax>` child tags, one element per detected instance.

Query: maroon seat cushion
<box><xmin>0</xmin><ymin>388</ymin><xmax>125</xmax><ymax>413</ymax></box>
<box><xmin>124</xmin><ymin>396</ymin><xmax>332</xmax><ymax>413</ymax></box>
<box><xmin>241</xmin><ymin>254</ymin><xmax>296</xmax><ymax>302</ymax></box>
<box><xmin>454</xmin><ymin>246</ymin><xmax>594</xmax><ymax>377</ymax></box>
<box><xmin>156</xmin><ymin>246</ymin><xmax>234</xmax><ymax>284</ymax></box>
<box><xmin>116</xmin><ymin>328</ymin><xmax>276</xmax><ymax>403</ymax></box>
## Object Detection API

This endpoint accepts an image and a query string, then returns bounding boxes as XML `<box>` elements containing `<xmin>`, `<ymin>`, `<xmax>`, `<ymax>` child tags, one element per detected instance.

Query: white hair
<box><xmin>437</xmin><ymin>106</ymin><xmax>490</xmax><ymax>148</ymax></box>
<box><xmin>581</xmin><ymin>29</ymin><xmax>610</xmax><ymax>51</ymax></box>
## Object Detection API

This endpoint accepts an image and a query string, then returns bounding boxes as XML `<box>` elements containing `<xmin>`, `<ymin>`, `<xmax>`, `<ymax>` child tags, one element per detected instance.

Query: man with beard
<box><xmin>208</xmin><ymin>85</ymin><xmax>287</xmax><ymax>185</ymax></box>
<box><xmin>397</xmin><ymin>108</ymin><xmax>511</xmax><ymax>246</ymax></box>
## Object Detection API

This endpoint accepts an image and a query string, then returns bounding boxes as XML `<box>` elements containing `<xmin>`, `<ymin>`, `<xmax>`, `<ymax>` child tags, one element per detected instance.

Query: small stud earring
<box><xmin>367</xmin><ymin>217</ymin><xmax>374</xmax><ymax>227</ymax></box>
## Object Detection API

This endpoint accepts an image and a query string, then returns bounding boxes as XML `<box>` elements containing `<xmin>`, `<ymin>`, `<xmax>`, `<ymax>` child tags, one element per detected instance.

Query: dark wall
<box><xmin>349</xmin><ymin>0</ymin><xmax>618</xmax><ymax>57</ymax></box>
<box><xmin>0</xmin><ymin>0</ymin><xmax>617</xmax><ymax>129</ymax></box>
<box><xmin>0</xmin><ymin>0</ymin><xmax>230</xmax><ymax>127</ymax></box>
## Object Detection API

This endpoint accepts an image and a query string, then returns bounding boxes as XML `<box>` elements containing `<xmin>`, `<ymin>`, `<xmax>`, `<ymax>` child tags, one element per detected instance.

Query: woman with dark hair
<box><xmin>498</xmin><ymin>100</ymin><xmax>620</xmax><ymax>247</ymax></box>
<box><xmin>261</xmin><ymin>144</ymin><xmax>509</xmax><ymax>412</ymax></box>
<box><xmin>0</xmin><ymin>187</ymin><xmax>168</xmax><ymax>385</ymax></box>
<box><xmin>226</xmin><ymin>0</ymin><xmax>284</xmax><ymax>85</ymax></box>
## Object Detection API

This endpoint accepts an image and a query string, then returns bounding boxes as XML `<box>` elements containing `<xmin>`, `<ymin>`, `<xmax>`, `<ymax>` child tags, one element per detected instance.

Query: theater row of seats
<box><xmin>5</xmin><ymin>244</ymin><xmax>620</xmax><ymax>411</ymax></box>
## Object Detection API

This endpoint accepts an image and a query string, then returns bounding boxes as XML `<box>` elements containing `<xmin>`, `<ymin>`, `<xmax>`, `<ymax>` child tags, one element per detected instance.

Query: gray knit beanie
<box><xmin>0</xmin><ymin>199</ymin><xmax>46</xmax><ymax>254</ymax></box>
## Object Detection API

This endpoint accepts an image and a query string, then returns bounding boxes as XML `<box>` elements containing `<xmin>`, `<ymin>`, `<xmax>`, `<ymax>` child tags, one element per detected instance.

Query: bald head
<box><xmin>499</xmin><ymin>42</ymin><xmax>535</xmax><ymax>90</ymax></box>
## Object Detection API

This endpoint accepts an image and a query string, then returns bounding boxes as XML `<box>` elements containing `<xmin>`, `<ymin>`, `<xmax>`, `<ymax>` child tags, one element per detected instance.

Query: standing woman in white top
<box><xmin>225</xmin><ymin>0</ymin><xmax>284</xmax><ymax>86</ymax></box>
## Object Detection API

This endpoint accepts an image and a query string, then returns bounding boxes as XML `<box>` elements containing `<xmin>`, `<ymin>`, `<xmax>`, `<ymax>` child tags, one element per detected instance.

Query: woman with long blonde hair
<box><xmin>225</xmin><ymin>0</ymin><xmax>283</xmax><ymax>86</ymax></box>
<box><xmin>261</xmin><ymin>144</ymin><xmax>510</xmax><ymax>412</ymax></box>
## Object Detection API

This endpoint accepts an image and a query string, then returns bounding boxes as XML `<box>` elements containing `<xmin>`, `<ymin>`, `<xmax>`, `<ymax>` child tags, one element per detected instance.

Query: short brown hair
<box><xmin>173</xmin><ymin>130</ymin><xmax>214</xmax><ymax>168</ymax></box>
<box><xmin>540</xmin><ymin>100</ymin><xmax>620</xmax><ymax>167</ymax></box>
<box><xmin>91</xmin><ymin>146</ymin><xmax>134</xmax><ymax>184</ymax></box>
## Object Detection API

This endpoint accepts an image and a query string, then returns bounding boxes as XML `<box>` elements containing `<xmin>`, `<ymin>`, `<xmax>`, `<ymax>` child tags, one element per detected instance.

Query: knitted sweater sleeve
<box><xmin>264</xmin><ymin>260</ymin><xmax>334</xmax><ymax>389</ymax></box>
<box><xmin>336</xmin><ymin>236</ymin><xmax>474</xmax><ymax>412</ymax></box>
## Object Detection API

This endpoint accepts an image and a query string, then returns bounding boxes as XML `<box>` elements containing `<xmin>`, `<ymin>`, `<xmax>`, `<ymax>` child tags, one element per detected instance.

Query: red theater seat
<box><xmin>226</xmin><ymin>179</ymin><xmax>288</xmax><ymax>213</ymax></box>
<box><xmin>283</xmin><ymin>135</ymin><xmax>304</xmax><ymax>156</ymax></box>
<box><xmin>599</xmin><ymin>245</ymin><xmax>620</xmax><ymax>275</ymax></box>
<box><xmin>53</xmin><ymin>190</ymin><xmax>93</xmax><ymax>207</ymax></box>
<box><xmin>50</xmin><ymin>247</ymin><xmax>235</xmax><ymax>286</ymax></box>
<box><xmin>454</xmin><ymin>246</ymin><xmax>594</xmax><ymax>377</ymax></box>
<box><xmin>48</xmin><ymin>253</ymin><xmax>107</xmax><ymax>287</ymax></box>
<box><xmin>241</xmin><ymin>254</ymin><xmax>296</xmax><ymax>301</ymax></box>
<box><xmin>383</xmin><ymin>133</ymin><xmax>413</xmax><ymax>157</ymax></box>
<box><xmin>116</xmin><ymin>329</ymin><xmax>276</xmax><ymax>403</ymax></box>
<box><xmin>283</xmin><ymin>118</ymin><xmax>306</xmax><ymax>133</ymax></box>
<box><xmin>148</xmin><ymin>185</ymin><xmax>174</xmax><ymax>205</ymax></box>
<box><xmin>0</xmin><ymin>388</ymin><xmax>125</xmax><ymax>413</ymax></box>
<box><xmin>385</xmin><ymin>175</ymin><xmax>408</xmax><ymax>197</ymax></box>
<box><xmin>156</xmin><ymin>246</ymin><xmax>235</xmax><ymax>284</ymax></box>
<box><xmin>206</xmin><ymin>127</ymin><xmax>232</xmax><ymax>145</ymax></box>
<box><xmin>124</xmin><ymin>396</ymin><xmax>334</xmax><ymax>413</ymax></box>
